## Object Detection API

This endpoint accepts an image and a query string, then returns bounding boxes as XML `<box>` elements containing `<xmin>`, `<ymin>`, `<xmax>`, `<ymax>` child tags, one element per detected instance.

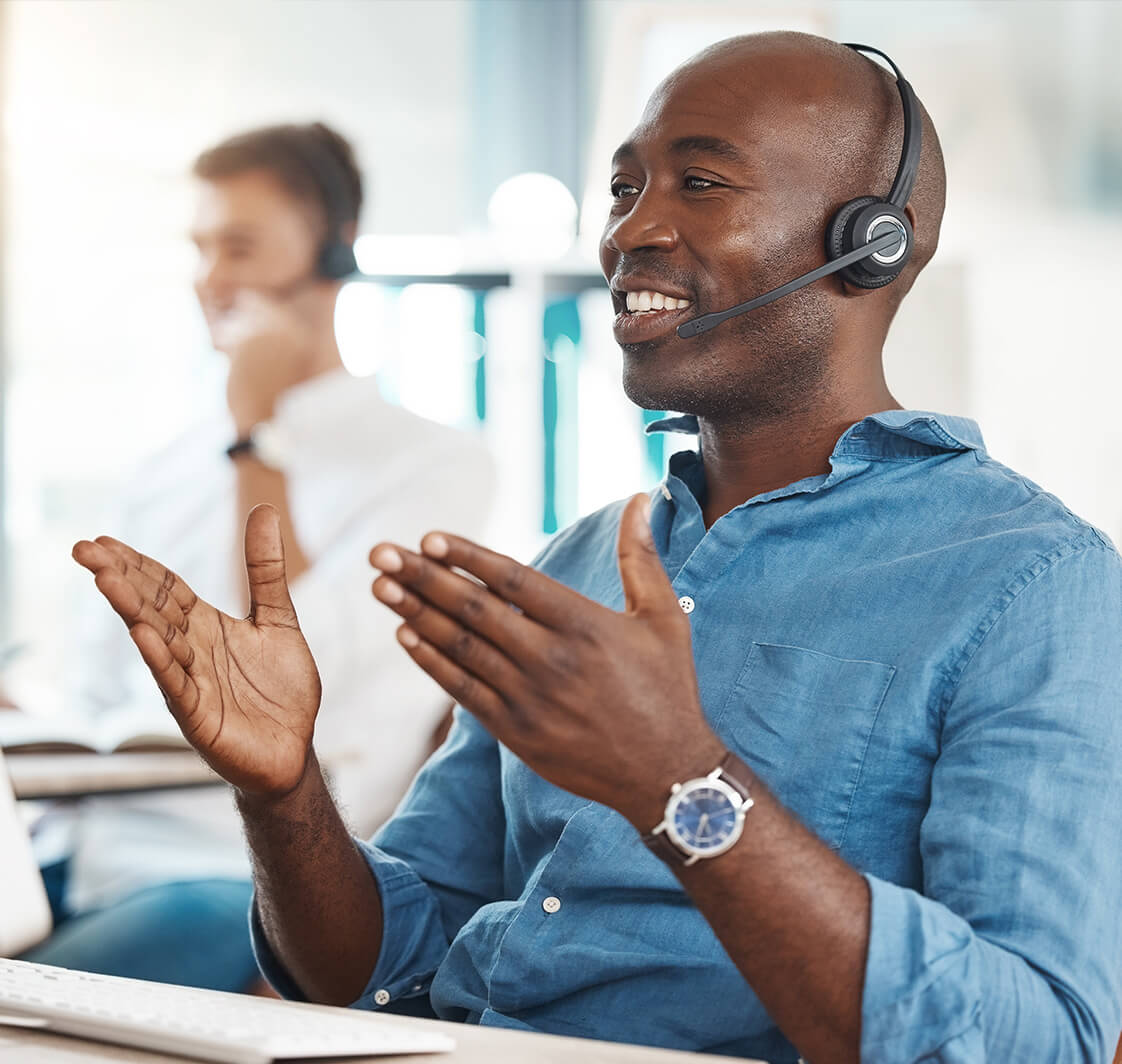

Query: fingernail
<box><xmin>423</xmin><ymin>534</ymin><xmax>449</xmax><ymax>558</ymax></box>
<box><xmin>374</xmin><ymin>547</ymin><xmax>403</xmax><ymax>572</ymax></box>
<box><xmin>377</xmin><ymin>579</ymin><xmax>404</xmax><ymax>604</ymax></box>
<box><xmin>398</xmin><ymin>626</ymin><xmax>420</xmax><ymax>648</ymax></box>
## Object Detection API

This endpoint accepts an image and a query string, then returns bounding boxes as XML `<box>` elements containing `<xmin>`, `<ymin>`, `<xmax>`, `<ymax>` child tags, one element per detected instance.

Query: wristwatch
<box><xmin>643</xmin><ymin>751</ymin><xmax>754</xmax><ymax>866</ymax></box>
<box><xmin>225</xmin><ymin>420</ymin><xmax>290</xmax><ymax>471</ymax></box>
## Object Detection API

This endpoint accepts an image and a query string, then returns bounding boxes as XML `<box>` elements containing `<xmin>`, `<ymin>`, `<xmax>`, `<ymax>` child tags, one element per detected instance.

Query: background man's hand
<box><xmin>72</xmin><ymin>504</ymin><xmax>322</xmax><ymax>797</ymax></box>
<box><xmin>216</xmin><ymin>286</ymin><xmax>328</xmax><ymax>434</ymax></box>
<box><xmin>369</xmin><ymin>494</ymin><xmax>725</xmax><ymax>829</ymax></box>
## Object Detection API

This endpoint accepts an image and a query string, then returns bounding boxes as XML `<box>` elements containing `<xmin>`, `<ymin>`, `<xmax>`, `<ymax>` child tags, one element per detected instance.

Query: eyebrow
<box><xmin>612</xmin><ymin>135</ymin><xmax>752</xmax><ymax>169</ymax></box>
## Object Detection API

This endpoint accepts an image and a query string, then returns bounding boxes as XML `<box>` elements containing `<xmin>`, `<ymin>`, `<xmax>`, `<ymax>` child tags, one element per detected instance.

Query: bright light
<box><xmin>353</xmin><ymin>234</ymin><xmax>464</xmax><ymax>276</ymax></box>
<box><xmin>393</xmin><ymin>285</ymin><xmax>475</xmax><ymax>425</ymax></box>
<box><xmin>487</xmin><ymin>172</ymin><xmax>578</xmax><ymax>262</ymax></box>
<box><xmin>334</xmin><ymin>282</ymin><xmax>392</xmax><ymax>377</ymax></box>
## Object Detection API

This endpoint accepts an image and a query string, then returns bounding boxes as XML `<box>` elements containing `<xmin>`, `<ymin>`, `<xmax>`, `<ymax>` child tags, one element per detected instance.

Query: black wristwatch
<box><xmin>224</xmin><ymin>421</ymin><xmax>288</xmax><ymax>470</ymax></box>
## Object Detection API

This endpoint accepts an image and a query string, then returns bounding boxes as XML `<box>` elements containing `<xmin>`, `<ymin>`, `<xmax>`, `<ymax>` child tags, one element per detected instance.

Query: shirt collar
<box><xmin>273</xmin><ymin>367</ymin><xmax>386</xmax><ymax>434</ymax></box>
<box><xmin>645</xmin><ymin>409</ymin><xmax>985</xmax><ymax>460</ymax></box>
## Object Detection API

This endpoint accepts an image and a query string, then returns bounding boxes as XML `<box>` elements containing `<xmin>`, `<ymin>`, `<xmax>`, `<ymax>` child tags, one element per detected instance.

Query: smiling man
<box><xmin>72</xmin><ymin>33</ymin><xmax>1122</xmax><ymax>1064</ymax></box>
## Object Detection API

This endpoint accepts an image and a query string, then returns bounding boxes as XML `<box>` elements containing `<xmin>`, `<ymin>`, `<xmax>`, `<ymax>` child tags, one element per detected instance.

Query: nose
<box><xmin>602</xmin><ymin>189</ymin><xmax>679</xmax><ymax>258</ymax></box>
<box><xmin>194</xmin><ymin>253</ymin><xmax>229</xmax><ymax>304</ymax></box>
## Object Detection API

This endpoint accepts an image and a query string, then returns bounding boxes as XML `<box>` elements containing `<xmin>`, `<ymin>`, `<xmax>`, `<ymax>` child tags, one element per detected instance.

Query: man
<box><xmin>73</xmin><ymin>34</ymin><xmax>1122</xmax><ymax>1063</ymax></box>
<box><xmin>27</xmin><ymin>122</ymin><xmax>494</xmax><ymax>990</ymax></box>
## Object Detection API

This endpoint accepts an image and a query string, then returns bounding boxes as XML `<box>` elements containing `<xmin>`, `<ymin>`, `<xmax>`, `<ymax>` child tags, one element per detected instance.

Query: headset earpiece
<box><xmin>316</xmin><ymin>239</ymin><xmax>358</xmax><ymax>281</ymax></box>
<box><xmin>825</xmin><ymin>196</ymin><xmax>913</xmax><ymax>290</ymax></box>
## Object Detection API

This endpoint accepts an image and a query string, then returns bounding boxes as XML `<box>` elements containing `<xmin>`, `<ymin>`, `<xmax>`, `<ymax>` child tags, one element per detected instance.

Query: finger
<box><xmin>129</xmin><ymin>623</ymin><xmax>201</xmax><ymax>730</ymax></box>
<box><xmin>616</xmin><ymin>493</ymin><xmax>677</xmax><ymax>616</ymax></box>
<box><xmin>370</xmin><ymin>546</ymin><xmax>546</xmax><ymax>655</ymax></box>
<box><xmin>94</xmin><ymin>569</ymin><xmax>198</xmax><ymax>673</ymax></box>
<box><xmin>372</xmin><ymin>575</ymin><xmax>529</xmax><ymax>695</ymax></box>
<box><xmin>395</xmin><ymin>626</ymin><xmax>510</xmax><ymax>737</ymax></box>
<box><xmin>406</xmin><ymin>534</ymin><xmax>592</xmax><ymax>630</ymax></box>
<box><xmin>73</xmin><ymin>539</ymin><xmax>188</xmax><ymax>632</ymax></box>
<box><xmin>243</xmin><ymin>504</ymin><xmax>298</xmax><ymax>627</ymax></box>
<box><xmin>78</xmin><ymin>537</ymin><xmax>198</xmax><ymax>615</ymax></box>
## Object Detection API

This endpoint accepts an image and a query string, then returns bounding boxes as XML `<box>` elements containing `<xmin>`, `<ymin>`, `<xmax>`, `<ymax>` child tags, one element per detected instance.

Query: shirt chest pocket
<box><xmin>711</xmin><ymin>642</ymin><xmax>896</xmax><ymax>852</ymax></box>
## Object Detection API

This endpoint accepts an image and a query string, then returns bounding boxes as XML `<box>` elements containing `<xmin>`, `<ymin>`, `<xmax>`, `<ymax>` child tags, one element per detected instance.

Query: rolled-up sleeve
<box><xmin>861</xmin><ymin>540</ymin><xmax>1122</xmax><ymax>1062</ymax></box>
<box><xmin>251</xmin><ymin>705</ymin><xmax>506</xmax><ymax>1006</ymax></box>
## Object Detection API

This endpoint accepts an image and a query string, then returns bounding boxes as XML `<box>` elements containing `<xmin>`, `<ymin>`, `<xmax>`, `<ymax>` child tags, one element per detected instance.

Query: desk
<box><xmin>0</xmin><ymin>1016</ymin><xmax>762</xmax><ymax>1063</ymax></box>
<box><xmin>7</xmin><ymin>752</ymin><xmax>221</xmax><ymax>800</ymax></box>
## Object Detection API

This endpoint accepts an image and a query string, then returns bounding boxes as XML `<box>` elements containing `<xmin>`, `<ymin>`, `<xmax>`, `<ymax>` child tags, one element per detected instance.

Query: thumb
<box><xmin>244</xmin><ymin>504</ymin><xmax>298</xmax><ymax>625</ymax></box>
<box><xmin>617</xmin><ymin>493</ymin><xmax>674</xmax><ymax>615</ymax></box>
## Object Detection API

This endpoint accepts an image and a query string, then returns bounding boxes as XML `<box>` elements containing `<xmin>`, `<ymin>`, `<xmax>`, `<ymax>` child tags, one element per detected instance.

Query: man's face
<box><xmin>190</xmin><ymin>170</ymin><xmax>320</xmax><ymax>347</ymax></box>
<box><xmin>599</xmin><ymin>55</ymin><xmax>838</xmax><ymax>422</ymax></box>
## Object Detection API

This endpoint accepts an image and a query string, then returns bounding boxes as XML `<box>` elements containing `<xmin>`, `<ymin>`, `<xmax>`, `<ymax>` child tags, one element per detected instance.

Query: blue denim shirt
<box><xmin>254</xmin><ymin>410</ymin><xmax>1122</xmax><ymax>1063</ymax></box>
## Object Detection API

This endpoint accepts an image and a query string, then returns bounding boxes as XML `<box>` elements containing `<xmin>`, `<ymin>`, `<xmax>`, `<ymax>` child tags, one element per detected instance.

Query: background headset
<box><xmin>288</xmin><ymin>127</ymin><xmax>359</xmax><ymax>282</ymax></box>
<box><xmin>677</xmin><ymin>42</ymin><xmax>921</xmax><ymax>339</ymax></box>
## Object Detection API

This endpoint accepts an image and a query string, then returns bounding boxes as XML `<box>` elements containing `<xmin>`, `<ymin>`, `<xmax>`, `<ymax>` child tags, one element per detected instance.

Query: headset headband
<box><xmin>842</xmin><ymin>43</ymin><xmax>922</xmax><ymax>208</ymax></box>
<box><xmin>290</xmin><ymin>130</ymin><xmax>355</xmax><ymax>240</ymax></box>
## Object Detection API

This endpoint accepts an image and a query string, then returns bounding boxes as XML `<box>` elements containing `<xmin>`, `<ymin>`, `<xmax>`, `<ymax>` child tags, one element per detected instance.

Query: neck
<box><xmin>301</xmin><ymin>331</ymin><xmax>345</xmax><ymax>383</ymax></box>
<box><xmin>696</xmin><ymin>373</ymin><xmax>900</xmax><ymax>528</ymax></box>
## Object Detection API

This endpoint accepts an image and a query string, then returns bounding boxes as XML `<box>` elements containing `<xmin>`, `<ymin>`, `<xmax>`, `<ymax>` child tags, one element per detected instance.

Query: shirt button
<box><xmin>678</xmin><ymin>595</ymin><xmax>695</xmax><ymax>614</ymax></box>
<box><xmin>542</xmin><ymin>895</ymin><xmax>562</xmax><ymax>914</ymax></box>
<box><xmin>374</xmin><ymin>989</ymin><xmax>391</xmax><ymax>1006</ymax></box>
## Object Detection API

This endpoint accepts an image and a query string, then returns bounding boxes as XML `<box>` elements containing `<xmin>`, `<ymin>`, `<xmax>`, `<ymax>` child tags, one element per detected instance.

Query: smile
<box><xmin>624</xmin><ymin>289</ymin><xmax>693</xmax><ymax>314</ymax></box>
<box><xmin>613</xmin><ymin>288</ymin><xmax>695</xmax><ymax>344</ymax></box>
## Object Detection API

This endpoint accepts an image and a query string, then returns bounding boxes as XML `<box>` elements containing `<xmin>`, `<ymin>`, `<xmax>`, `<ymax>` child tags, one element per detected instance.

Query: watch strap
<box><xmin>715</xmin><ymin>750</ymin><xmax>753</xmax><ymax>803</ymax></box>
<box><xmin>642</xmin><ymin>825</ymin><xmax>690</xmax><ymax>866</ymax></box>
<box><xmin>225</xmin><ymin>436</ymin><xmax>256</xmax><ymax>461</ymax></box>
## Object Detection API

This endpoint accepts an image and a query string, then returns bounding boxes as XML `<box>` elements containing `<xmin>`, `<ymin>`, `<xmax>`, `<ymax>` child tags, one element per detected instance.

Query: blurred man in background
<box><xmin>20</xmin><ymin>122</ymin><xmax>495</xmax><ymax>990</ymax></box>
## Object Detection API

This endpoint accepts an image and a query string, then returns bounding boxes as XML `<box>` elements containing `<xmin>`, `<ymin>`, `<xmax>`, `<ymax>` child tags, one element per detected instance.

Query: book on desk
<box><xmin>0</xmin><ymin>708</ymin><xmax>190</xmax><ymax>756</ymax></box>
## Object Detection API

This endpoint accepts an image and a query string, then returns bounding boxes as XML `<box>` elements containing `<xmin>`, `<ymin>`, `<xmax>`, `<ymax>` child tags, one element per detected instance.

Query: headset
<box><xmin>291</xmin><ymin>129</ymin><xmax>359</xmax><ymax>282</ymax></box>
<box><xmin>677</xmin><ymin>43</ymin><xmax>921</xmax><ymax>339</ymax></box>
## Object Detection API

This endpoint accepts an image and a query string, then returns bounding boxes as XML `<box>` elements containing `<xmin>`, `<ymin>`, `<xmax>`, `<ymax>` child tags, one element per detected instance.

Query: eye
<box><xmin>610</xmin><ymin>180</ymin><xmax>640</xmax><ymax>200</ymax></box>
<box><xmin>684</xmin><ymin>175</ymin><xmax>717</xmax><ymax>191</ymax></box>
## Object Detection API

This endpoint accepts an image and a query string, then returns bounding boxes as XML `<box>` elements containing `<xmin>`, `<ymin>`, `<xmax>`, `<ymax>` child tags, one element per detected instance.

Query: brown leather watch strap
<box><xmin>642</xmin><ymin>827</ymin><xmax>690</xmax><ymax>865</ymax></box>
<box><xmin>716</xmin><ymin>750</ymin><xmax>754</xmax><ymax>803</ymax></box>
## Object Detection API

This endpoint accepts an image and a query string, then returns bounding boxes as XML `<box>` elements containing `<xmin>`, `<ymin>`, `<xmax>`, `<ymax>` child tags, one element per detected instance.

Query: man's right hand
<box><xmin>72</xmin><ymin>504</ymin><xmax>322</xmax><ymax>798</ymax></box>
<box><xmin>217</xmin><ymin>285</ymin><xmax>328</xmax><ymax>434</ymax></box>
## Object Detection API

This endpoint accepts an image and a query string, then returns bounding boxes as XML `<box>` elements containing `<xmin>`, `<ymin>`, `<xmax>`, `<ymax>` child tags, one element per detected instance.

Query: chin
<box><xmin>622</xmin><ymin>361</ymin><xmax>704</xmax><ymax>416</ymax></box>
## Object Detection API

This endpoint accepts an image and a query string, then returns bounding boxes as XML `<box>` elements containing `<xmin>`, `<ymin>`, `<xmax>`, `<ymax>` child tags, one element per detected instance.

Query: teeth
<box><xmin>624</xmin><ymin>290</ymin><xmax>692</xmax><ymax>313</ymax></box>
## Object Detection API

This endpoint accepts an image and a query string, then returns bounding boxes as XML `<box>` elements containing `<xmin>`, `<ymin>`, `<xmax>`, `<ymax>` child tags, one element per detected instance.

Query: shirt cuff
<box><xmin>860</xmin><ymin>874</ymin><xmax>984</xmax><ymax>1061</ymax></box>
<box><xmin>249</xmin><ymin>836</ymin><xmax>447</xmax><ymax>1011</ymax></box>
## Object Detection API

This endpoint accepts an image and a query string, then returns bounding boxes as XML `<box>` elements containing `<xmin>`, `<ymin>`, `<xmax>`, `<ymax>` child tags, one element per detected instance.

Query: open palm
<box><xmin>72</xmin><ymin>504</ymin><xmax>321</xmax><ymax>797</ymax></box>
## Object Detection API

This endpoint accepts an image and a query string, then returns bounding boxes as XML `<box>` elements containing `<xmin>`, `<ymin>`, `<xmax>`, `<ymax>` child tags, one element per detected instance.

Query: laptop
<box><xmin>0</xmin><ymin>747</ymin><xmax>52</xmax><ymax>956</ymax></box>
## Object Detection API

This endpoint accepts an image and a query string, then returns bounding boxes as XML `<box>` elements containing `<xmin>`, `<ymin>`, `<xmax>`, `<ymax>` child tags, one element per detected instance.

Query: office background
<box><xmin>1</xmin><ymin>0</ymin><xmax>1119</xmax><ymax>709</ymax></box>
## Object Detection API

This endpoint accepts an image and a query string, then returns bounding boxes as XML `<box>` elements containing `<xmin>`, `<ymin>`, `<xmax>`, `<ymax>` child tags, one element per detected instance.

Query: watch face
<box><xmin>666</xmin><ymin>780</ymin><xmax>744</xmax><ymax>857</ymax></box>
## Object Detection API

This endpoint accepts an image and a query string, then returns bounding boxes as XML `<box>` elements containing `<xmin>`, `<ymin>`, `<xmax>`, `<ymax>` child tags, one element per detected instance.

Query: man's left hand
<box><xmin>369</xmin><ymin>494</ymin><xmax>725</xmax><ymax>830</ymax></box>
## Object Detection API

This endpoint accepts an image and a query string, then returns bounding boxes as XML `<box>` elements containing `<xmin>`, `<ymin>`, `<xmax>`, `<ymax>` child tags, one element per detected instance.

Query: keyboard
<box><xmin>0</xmin><ymin>958</ymin><xmax>455</xmax><ymax>1063</ymax></box>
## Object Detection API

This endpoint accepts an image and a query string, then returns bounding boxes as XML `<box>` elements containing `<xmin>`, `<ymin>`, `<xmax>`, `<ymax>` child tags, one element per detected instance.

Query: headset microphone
<box><xmin>677</xmin><ymin>43</ymin><xmax>921</xmax><ymax>341</ymax></box>
<box><xmin>677</xmin><ymin>231</ymin><xmax>901</xmax><ymax>338</ymax></box>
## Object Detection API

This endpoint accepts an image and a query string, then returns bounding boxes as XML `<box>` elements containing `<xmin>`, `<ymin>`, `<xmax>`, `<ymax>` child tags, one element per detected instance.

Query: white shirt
<box><xmin>60</xmin><ymin>368</ymin><xmax>496</xmax><ymax>912</ymax></box>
